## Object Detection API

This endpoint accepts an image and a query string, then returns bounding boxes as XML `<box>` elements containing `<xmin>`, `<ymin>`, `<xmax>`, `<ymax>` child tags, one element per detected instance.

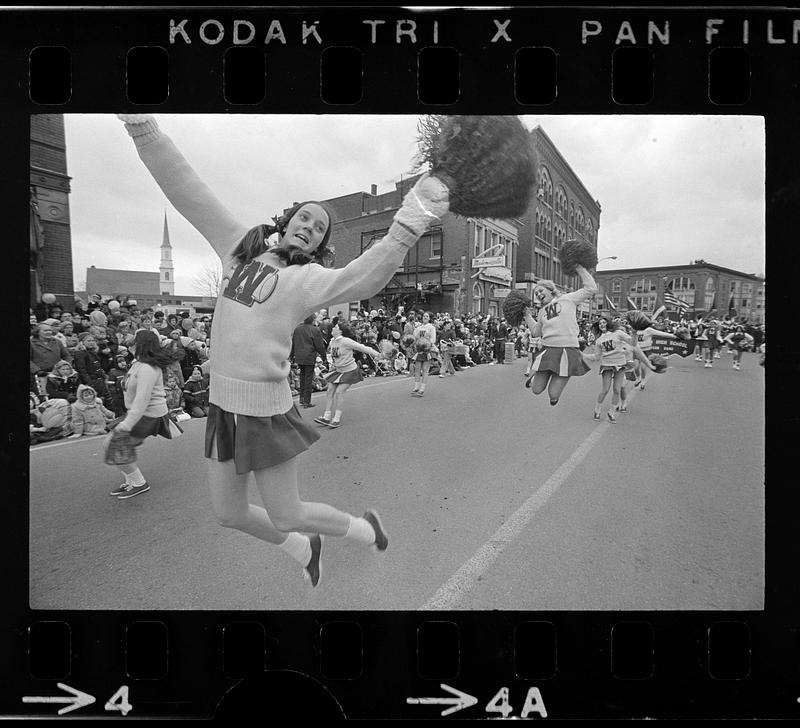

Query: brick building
<box><xmin>323</xmin><ymin>176</ymin><xmax>521</xmax><ymax>318</ymax></box>
<box><xmin>515</xmin><ymin>126</ymin><xmax>601</xmax><ymax>313</ymax></box>
<box><xmin>30</xmin><ymin>114</ymin><xmax>75</xmax><ymax>310</ymax></box>
<box><xmin>593</xmin><ymin>262</ymin><xmax>766</xmax><ymax>323</ymax></box>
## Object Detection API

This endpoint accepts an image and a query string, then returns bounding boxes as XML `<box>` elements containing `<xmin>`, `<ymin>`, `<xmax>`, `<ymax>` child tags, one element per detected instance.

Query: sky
<box><xmin>62</xmin><ymin>114</ymin><xmax>765</xmax><ymax>297</ymax></box>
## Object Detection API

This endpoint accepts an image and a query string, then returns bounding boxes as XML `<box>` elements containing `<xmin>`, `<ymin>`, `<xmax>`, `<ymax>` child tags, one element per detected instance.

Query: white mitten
<box><xmin>392</xmin><ymin>173</ymin><xmax>450</xmax><ymax>240</ymax></box>
<box><xmin>411</xmin><ymin>172</ymin><xmax>449</xmax><ymax>220</ymax></box>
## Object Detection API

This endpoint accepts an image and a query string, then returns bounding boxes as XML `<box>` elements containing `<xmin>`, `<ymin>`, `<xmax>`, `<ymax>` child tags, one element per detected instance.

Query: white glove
<box><xmin>411</xmin><ymin>173</ymin><xmax>449</xmax><ymax>220</ymax></box>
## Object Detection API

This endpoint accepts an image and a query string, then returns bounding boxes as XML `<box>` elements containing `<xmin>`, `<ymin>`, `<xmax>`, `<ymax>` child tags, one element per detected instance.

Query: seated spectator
<box><xmin>45</xmin><ymin>359</ymin><xmax>81</xmax><ymax>403</ymax></box>
<box><xmin>164</xmin><ymin>371</ymin><xmax>186</xmax><ymax>418</ymax></box>
<box><xmin>105</xmin><ymin>352</ymin><xmax>131</xmax><ymax>417</ymax></box>
<box><xmin>30</xmin><ymin>322</ymin><xmax>72</xmax><ymax>395</ymax></box>
<box><xmin>182</xmin><ymin>365</ymin><xmax>209</xmax><ymax>418</ymax></box>
<box><xmin>153</xmin><ymin>310</ymin><xmax>169</xmax><ymax>334</ymax></box>
<box><xmin>69</xmin><ymin>384</ymin><xmax>115</xmax><ymax>438</ymax></box>
<box><xmin>30</xmin><ymin>393</ymin><xmax>72</xmax><ymax>444</ymax></box>
<box><xmin>73</xmin><ymin>333</ymin><xmax>111</xmax><ymax>404</ymax></box>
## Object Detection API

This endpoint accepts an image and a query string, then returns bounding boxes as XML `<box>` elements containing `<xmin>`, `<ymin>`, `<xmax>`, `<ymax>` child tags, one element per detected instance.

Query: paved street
<box><xmin>29</xmin><ymin>352</ymin><xmax>764</xmax><ymax>611</ymax></box>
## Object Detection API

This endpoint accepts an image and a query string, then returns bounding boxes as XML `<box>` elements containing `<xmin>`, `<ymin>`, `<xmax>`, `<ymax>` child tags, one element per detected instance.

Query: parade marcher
<box><xmin>584</xmin><ymin>315</ymin><xmax>655</xmax><ymax>423</ymax></box>
<box><xmin>724</xmin><ymin>325</ymin><xmax>754</xmax><ymax>370</ymax></box>
<box><xmin>104</xmin><ymin>329</ymin><xmax>176</xmax><ymax>500</ymax></box>
<box><xmin>703</xmin><ymin>319</ymin><xmax>724</xmax><ymax>366</ymax></box>
<box><xmin>411</xmin><ymin>312</ymin><xmax>437</xmax><ymax>396</ymax></box>
<box><xmin>438</xmin><ymin>319</ymin><xmax>457</xmax><ymax>377</ymax></box>
<box><xmin>291</xmin><ymin>314</ymin><xmax>328</xmax><ymax>408</ymax></box>
<box><xmin>632</xmin><ymin>322</ymin><xmax>680</xmax><ymax>390</ymax></box>
<box><xmin>522</xmin><ymin>265</ymin><xmax>598</xmax><ymax>406</ymax></box>
<box><xmin>314</xmin><ymin>322</ymin><xmax>382</xmax><ymax>428</ymax></box>
<box><xmin>119</xmin><ymin>113</ymin><xmax>450</xmax><ymax>586</ymax></box>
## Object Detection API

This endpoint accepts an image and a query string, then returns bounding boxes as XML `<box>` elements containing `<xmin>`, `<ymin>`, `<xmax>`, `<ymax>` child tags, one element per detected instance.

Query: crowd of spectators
<box><xmin>30</xmin><ymin>295</ymin><xmax>210</xmax><ymax>445</ymax></box>
<box><xmin>30</xmin><ymin>294</ymin><xmax>765</xmax><ymax>446</ymax></box>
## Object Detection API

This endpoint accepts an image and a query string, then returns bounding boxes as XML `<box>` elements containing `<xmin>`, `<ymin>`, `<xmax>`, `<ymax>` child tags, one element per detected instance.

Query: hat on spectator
<box><xmin>89</xmin><ymin>310</ymin><xmax>108</xmax><ymax>327</ymax></box>
<box><xmin>170</xmin><ymin>329</ymin><xmax>182</xmax><ymax>337</ymax></box>
<box><xmin>117</xmin><ymin>346</ymin><xmax>128</xmax><ymax>354</ymax></box>
<box><xmin>78</xmin><ymin>332</ymin><xmax>92</xmax><ymax>341</ymax></box>
<box><xmin>181</xmin><ymin>318</ymin><xmax>194</xmax><ymax>332</ymax></box>
<box><xmin>43</xmin><ymin>318</ymin><xmax>59</xmax><ymax>326</ymax></box>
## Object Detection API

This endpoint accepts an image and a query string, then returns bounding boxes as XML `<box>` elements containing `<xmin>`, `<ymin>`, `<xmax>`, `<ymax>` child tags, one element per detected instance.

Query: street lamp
<box><xmin>597</xmin><ymin>255</ymin><xmax>618</xmax><ymax>266</ymax></box>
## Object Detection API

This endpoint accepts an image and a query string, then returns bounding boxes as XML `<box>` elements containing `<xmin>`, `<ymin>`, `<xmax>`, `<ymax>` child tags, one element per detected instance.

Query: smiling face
<box><xmin>331</xmin><ymin>324</ymin><xmax>342</xmax><ymax>338</ymax></box>
<box><xmin>281</xmin><ymin>203</ymin><xmax>330</xmax><ymax>257</ymax></box>
<box><xmin>533</xmin><ymin>285</ymin><xmax>555</xmax><ymax>306</ymax></box>
<box><xmin>597</xmin><ymin>318</ymin><xmax>608</xmax><ymax>332</ymax></box>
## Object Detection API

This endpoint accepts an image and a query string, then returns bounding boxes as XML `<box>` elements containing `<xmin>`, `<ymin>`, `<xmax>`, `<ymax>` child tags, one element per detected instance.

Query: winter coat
<box><xmin>73</xmin><ymin>348</ymin><xmax>106</xmax><ymax>385</ymax></box>
<box><xmin>291</xmin><ymin>323</ymin><xmax>327</xmax><ymax>366</ymax></box>
<box><xmin>30</xmin><ymin>338</ymin><xmax>71</xmax><ymax>375</ymax></box>
<box><xmin>45</xmin><ymin>360</ymin><xmax>81</xmax><ymax>402</ymax></box>
<box><xmin>71</xmin><ymin>385</ymin><xmax>114</xmax><ymax>436</ymax></box>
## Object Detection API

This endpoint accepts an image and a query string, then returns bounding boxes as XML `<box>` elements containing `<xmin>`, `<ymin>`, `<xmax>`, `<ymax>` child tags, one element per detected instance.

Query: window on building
<box><xmin>165</xmin><ymin>272</ymin><xmax>169</xmax><ymax>281</ymax></box>
<box><xmin>612</xmin><ymin>280</ymin><xmax>622</xmax><ymax>293</ymax></box>
<box><xmin>704</xmin><ymin>277</ymin><xmax>716</xmax><ymax>310</ymax></box>
<box><xmin>472</xmin><ymin>281</ymin><xmax>483</xmax><ymax>314</ymax></box>
<box><xmin>429</xmin><ymin>229</ymin><xmax>442</xmax><ymax>259</ymax></box>
<box><xmin>361</xmin><ymin>229</ymin><xmax>389</xmax><ymax>253</ymax></box>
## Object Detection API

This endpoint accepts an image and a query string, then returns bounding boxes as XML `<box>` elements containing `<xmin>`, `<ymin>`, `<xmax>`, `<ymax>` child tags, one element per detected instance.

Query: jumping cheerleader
<box><xmin>705</xmin><ymin>318</ymin><xmax>724</xmax><ymax>364</ymax></box>
<box><xmin>411</xmin><ymin>312</ymin><xmax>437</xmax><ymax>396</ymax></box>
<box><xmin>522</xmin><ymin>265</ymin><xmax>598</xmax><ymax>406</ymax></box>
<box><xmin>632</xmin><ymin>322</ymin><xmax>680</xmax><ymax>390</ymax></box>
<box><xmin>723</xmin><ymin>325</ymin><xmax>754</xmax><ymax>370</ymax></box>
<box><xmin>314</xmin><ymin>321</ymin><xmax>382</xmax><ymax>428</ymax></box>
<box><xmin>119</xmin><ymin>113</ymin><xmax>450</xmax><ymax>587</ymax></box>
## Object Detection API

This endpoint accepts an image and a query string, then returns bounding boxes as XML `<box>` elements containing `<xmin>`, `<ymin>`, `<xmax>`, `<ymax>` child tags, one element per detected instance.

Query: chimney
<box><xmin>371</xmin><ymin>184</ymin><xmax>377</xmax><ymax>196</ymax></box>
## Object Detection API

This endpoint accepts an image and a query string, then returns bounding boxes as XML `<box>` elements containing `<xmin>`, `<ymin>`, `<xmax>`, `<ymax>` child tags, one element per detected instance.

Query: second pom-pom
<box><xmin>560</xmin><ymin>239</ymin><xmax>598</xmax><ymax>276</ymax></box>
<box><xmin>502</xmin><ymin>290</ymin><xmax>533</xmax><ymax>327</ymax></box>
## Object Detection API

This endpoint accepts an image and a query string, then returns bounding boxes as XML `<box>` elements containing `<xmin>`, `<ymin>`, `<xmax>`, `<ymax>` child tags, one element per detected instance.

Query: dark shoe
<box><xmin>304</xmin><ymin>534</ymin><xmax>323</xmax><ymax>587</ymax></box>
<box><xmin>313</xmin><ymin>416</ymin><xmax>331</xmax><ymax>426</ymax></box>
<box><xmin>549</xmin><ymin>398</ymin><xmax>559</xmax><ymax>406</ymax></box>
<box><xmin>327</xmin><ymin>420</ymin><xmax>341</xmax><ymax>428</ymax></box>
<box><xmin>117</xmin><ymin>482</ymin><xmax>150</xmax><ymax>499</ymax></box>
<box><xmin>593</xmin><ymin>410</ymin><xmax>601</xmax><ymax>421</ymax></box>
<box><xmin>109</xmin><ymin>483</ymin><xmax>130</xmax><ymax>496</ymax></box>
<box><xmin>606</xmin><ymin>411</ymin><xmax>617</xmax><ymax>424</ymax></box>
<box><xmin>363</xmin><ymin>509</ymin><xmax>388</xmax><ymax>551</ymax></box>
<box><xmin>302</xmin><ymin>402</ymin><xmax>315</xmax><ymax>408</ymax></box>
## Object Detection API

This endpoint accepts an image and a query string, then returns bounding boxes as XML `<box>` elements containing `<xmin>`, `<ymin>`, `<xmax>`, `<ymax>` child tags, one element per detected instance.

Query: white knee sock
<box><xmin>345</xmin><ymin>516</ymin><xmax>376</xmax><ymax>545</ymax></box>
<box><xmin>279</xmin><ymin>532</ymin><xmax>312</xmax><ymax>566</ymax></box>
<box><xmin>126</xmin><ymin>468</ymin><xmax>145</xmax><ymax>486</ymax></box>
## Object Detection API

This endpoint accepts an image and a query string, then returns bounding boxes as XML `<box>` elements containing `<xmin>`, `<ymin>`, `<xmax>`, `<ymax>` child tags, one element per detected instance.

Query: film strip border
<box><xmin>2</xmin><ymin>7</ymin><xmax>798</xmax><ymax>111</ymax></box>
<box><xmin>3</xmin><ymin>612</ymin><xmax>795</xmax><ymax>719</ymax></box>
<box><xmin>3</xmin><ymin>4</ymin><xmax>798</xmax><ymax>722</ymax></box>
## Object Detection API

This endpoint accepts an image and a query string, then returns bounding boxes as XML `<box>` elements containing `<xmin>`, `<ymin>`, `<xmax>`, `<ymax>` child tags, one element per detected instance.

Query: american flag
<box><xmin>664</xmin><ymin>290</ymin><xmax>689</xmax><ymax>312</ymax></box>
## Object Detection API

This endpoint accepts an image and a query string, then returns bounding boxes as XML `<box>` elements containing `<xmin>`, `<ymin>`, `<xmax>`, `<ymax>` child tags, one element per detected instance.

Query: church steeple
<box><xmin>159</xmin><ymin>210</ymin><xmax>175</xmax><ymax>295</ymax></box>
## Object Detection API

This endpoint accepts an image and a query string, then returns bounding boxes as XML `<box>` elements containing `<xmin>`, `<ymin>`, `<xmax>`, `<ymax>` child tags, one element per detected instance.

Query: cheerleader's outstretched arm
<box><xmin>118</xmin><ymin>115</ymin><xmax>248</xmax><ymax>260</ymax></box>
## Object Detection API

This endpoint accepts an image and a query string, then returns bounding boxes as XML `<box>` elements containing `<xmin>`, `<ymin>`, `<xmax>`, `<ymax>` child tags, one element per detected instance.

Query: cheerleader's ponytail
<box><xmin>231</xmin><ymin>223</ymin><xmax>279</xmax><ymax>265</ymax></box>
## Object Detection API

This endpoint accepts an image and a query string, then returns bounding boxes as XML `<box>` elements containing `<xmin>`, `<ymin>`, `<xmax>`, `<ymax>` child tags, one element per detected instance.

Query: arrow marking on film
<box><xmin>406</xmin><ymin>683</ymin><xmax>478</xmax><ymax>716</ymax></box>
<box><xmin>22</xmin><ymin>682</ymin><xmax>96</xmax><ymax>715</ymax></box>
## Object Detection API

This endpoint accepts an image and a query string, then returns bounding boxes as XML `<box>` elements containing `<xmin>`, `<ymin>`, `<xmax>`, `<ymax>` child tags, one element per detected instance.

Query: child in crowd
<box><xmin>164</xmin><ymin>371</ymin><xmax>186</xmax><ymax>419</ymax></box>
<box><xmin>183</xmin><ymin>365</ymin><xmax>210</xmax><ymax>417</ymax></box>
<box><xmin>69</xmin><ymin>384</ymin><xmax>116</xmax><ymax>438</ymax></box>
<box><xmin>45</xmin><ymin>359</ymin><xmax>81</xmax><ymax>403</ymax></box>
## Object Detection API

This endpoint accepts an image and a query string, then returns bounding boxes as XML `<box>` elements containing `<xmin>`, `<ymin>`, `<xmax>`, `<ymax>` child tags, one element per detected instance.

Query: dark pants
<box><xmin>494</xmin><ymin>338</ymin><xmax>506</xmax><ymax>363</ymax></box>
<box><xmin>298</xmin><ymin>364</ymin><xmax>315</xmax><ymax>405</ymax></box>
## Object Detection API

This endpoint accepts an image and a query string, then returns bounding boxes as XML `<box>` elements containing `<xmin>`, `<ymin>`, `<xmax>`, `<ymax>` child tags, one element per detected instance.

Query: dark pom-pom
<box><xmin>648</xmin><ymin>353</ymin><xmax>668</xmax><ymax>373</ymax></box>
<box><xmin>626</xmin><ymin>310</ymin><xmax>652</xmax><ymax>331</ymax></box>
<box><xmin>401</xmin><ymin>335</ymin><xmax>416</xmax><ymax>350</ymax></box>
<box><xmin>415</xmin><ymin>338</ymin><xmax>432</xmax><ymax>353</ymax></box>
<box><xmin>674</xmin><ymin>326</ymin><xmax>692</xmax><ymax>341</ymax></box>
<box><xmin>413</xmin><ymin>115</ymin><xmax>537</xmax><ymax>219</ymax></box>
<box><xmin>560</xmin><ymin>239</ymin><xmax>598</xmax><ymax>276</ymax></box>
<box><xmin>502</xmin><ymin>290</ymin><xmax>532</xmax><ymax>327</ymax></box>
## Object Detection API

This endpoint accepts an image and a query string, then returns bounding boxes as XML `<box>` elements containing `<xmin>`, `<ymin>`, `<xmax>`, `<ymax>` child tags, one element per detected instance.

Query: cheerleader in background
<box><xmin>633</xmin><ymin>322</ymin><xmax>680</xmax><ymax>390</ymax></box>
<box><xmin>522</xmin><ymin>264</ymin><xmax>597</xmax><ymax>406</ymax></box>
<box><xmin>584</xmin><ymin>315</ymin><xmax>655</xmax><ymax>423</ymax></box>
<box><xmin>410</xmin><ymin>312</ymin><xmax>437</xmax><ymax>396</ymax></box>
<box><xmin>314</xmin><ymin>321</ymin><xmax>382</xmax><ymax>428</ymax></box>
<box><xmin>723</xmin><ymin>325</ymin><xmax>754</xmax><ymax>371</ymax></box>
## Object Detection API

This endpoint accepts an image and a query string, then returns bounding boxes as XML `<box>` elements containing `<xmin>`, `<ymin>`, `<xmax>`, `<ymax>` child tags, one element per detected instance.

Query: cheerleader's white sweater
<box><xmin>124</xmin><ymin>118</ymin><xmax>445</xmax><ymax>416</ymax></box>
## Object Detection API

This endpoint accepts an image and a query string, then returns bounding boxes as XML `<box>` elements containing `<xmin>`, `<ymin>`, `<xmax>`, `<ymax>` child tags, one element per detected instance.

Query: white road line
<box><xmin>419</xmin><ymin>389</ymin><xmax>639</xmax><ymax>611</ymax></box>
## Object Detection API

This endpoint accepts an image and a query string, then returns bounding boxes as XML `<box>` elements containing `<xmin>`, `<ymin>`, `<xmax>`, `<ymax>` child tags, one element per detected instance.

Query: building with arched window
<box><xmin>593</xmin><ymin>262</ymin><xmax>765</xmax><ymax>323</ymax></box>
<box><xmin>516</xmin><ymin>126</ymin><xmax>602</xmax><ymax>313</ymax></box>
